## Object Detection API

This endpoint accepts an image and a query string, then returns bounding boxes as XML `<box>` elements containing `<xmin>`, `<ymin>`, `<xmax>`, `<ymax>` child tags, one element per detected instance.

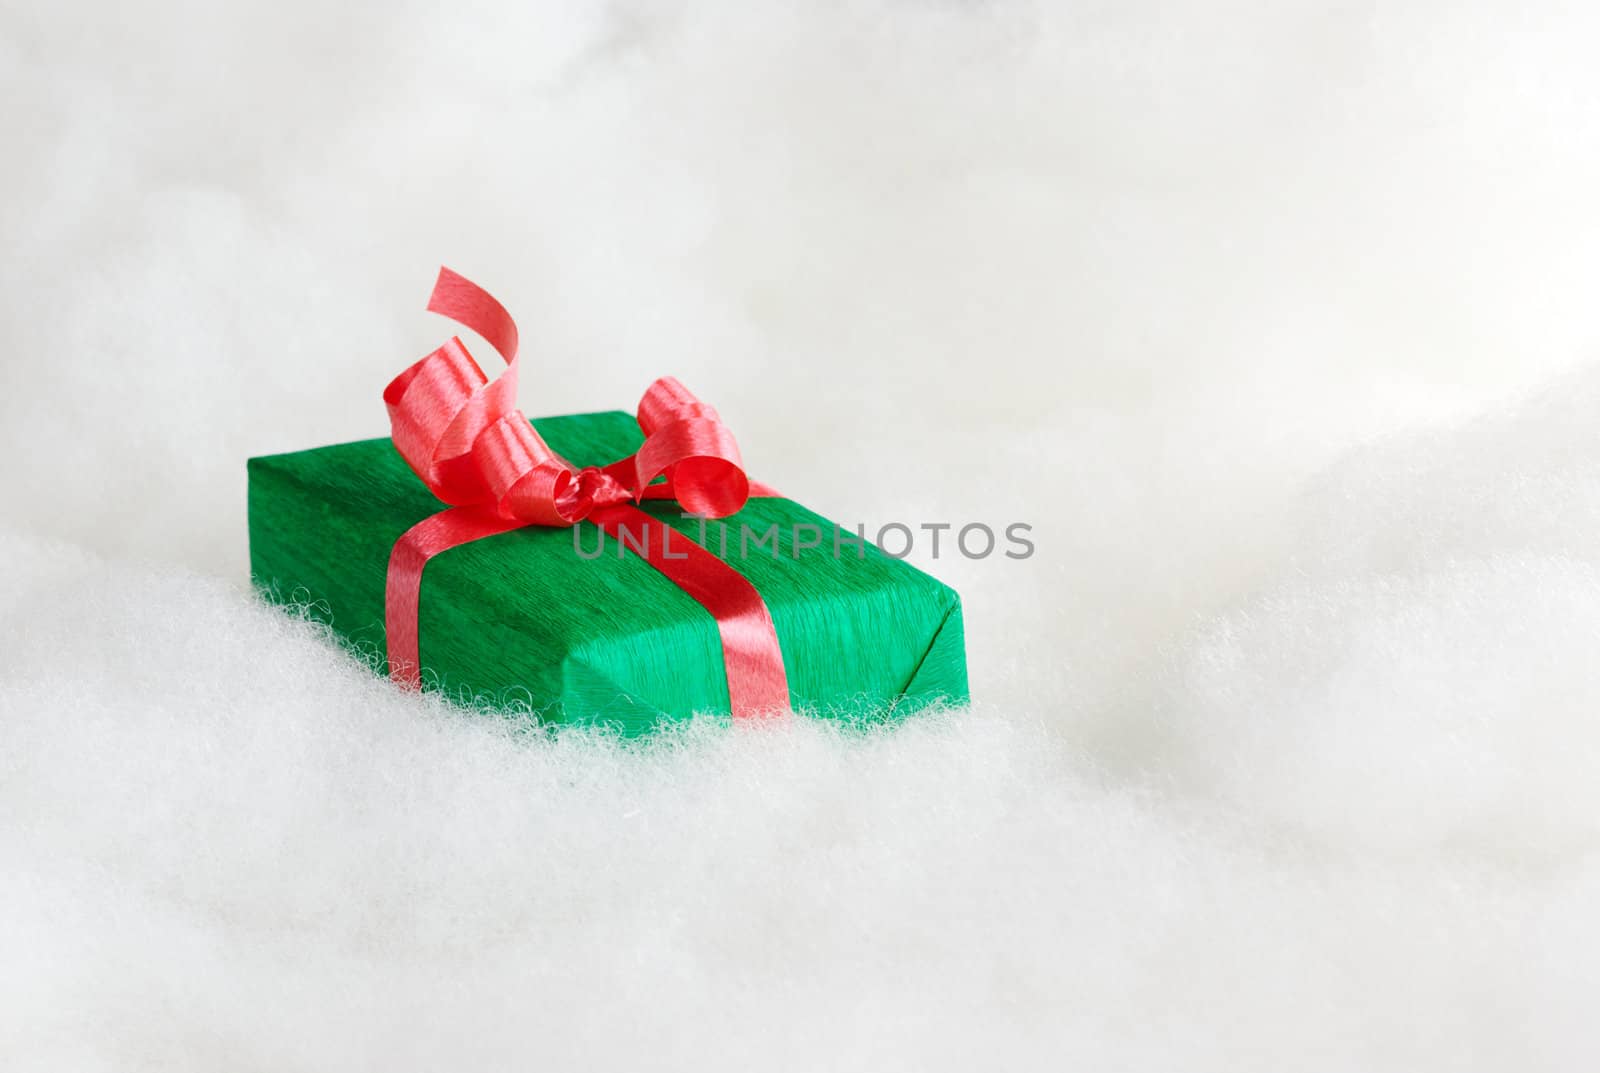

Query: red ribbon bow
<box><xmin>382</xmin><ymin>268</ymin><xmax>790</xmax><ymax>718</ymax></box>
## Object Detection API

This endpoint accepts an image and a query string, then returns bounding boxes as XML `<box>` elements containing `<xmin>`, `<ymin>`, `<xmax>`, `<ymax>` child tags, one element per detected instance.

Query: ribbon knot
<box><xmin>576</xmin><ymin>465</ymin><xmax>631</xmax><ymax>510</ymax></box>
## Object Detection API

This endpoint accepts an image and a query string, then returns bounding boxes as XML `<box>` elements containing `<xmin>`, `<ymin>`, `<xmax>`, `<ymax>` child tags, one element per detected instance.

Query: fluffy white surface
<box><xmin>5</xmin><ymin>1</ymin><xmax>1600</xmax><ymax>1068</ymax></box>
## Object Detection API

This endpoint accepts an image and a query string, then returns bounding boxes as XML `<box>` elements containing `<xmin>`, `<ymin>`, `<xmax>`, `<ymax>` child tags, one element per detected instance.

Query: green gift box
<box><xmin>248</xmin><ymin>409</ymin><xmax>967</xmax><ymax>733</ymax></box>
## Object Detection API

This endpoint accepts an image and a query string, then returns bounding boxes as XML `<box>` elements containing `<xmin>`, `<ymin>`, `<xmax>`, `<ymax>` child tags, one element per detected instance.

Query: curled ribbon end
<box><xmin>426</xmin><ymin>266</ymin><xmax>520</xmax><ymax>367</ymax></box>
<box><xmin>432</xmin><ymin>265</ymin><xmax>461</xmax><ymax>298</ymax></box>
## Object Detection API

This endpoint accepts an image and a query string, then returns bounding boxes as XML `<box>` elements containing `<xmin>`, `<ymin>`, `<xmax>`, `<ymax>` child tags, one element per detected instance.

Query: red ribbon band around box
<box><xmin>382</xmin><ymin>267</ymin><xmax>790</xmax><ymax>718</ymax></box>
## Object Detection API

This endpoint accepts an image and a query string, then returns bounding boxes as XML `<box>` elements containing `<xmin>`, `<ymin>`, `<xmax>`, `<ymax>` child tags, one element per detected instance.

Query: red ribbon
<box><xmin>382</xmin><ymin>268</ymin><xmax>790</xmax><ymax>718</ymax></box>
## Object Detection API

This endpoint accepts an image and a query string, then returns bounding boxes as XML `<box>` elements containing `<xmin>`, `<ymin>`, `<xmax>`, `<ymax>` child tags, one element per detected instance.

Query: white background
<box><xmin>4</xmin><ymin>1</ymin><xmax>1600</xmax><ymax>1068</ymax></box>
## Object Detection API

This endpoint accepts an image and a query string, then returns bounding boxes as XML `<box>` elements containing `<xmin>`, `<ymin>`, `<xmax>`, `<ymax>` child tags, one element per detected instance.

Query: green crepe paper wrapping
<box><xmin>248</xmin><ymin>410</ymin><xmax>967</xmax><ymax>733</ymax></box>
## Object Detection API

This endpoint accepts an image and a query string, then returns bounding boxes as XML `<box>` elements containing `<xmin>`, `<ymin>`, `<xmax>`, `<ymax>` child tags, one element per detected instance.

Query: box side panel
<box><xmin>897</xmin><ymin>597</ymin><xmax>969</xmax><ymax>714</ymax></box>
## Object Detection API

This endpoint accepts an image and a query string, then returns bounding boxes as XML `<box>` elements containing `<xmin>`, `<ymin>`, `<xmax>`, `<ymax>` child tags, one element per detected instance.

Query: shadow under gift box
<box><xmin>248</xmin><ymin>409</ymin><xmax>967</xmax><ymax>732</ymax></box>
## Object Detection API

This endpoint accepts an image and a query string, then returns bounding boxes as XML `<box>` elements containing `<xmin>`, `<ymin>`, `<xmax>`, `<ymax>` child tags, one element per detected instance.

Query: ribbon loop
<box><xmin>634</xmin><ymin>419</ymin><xmax>748</xmax><ymax>517</ymax></box>
<box><xmin>628</xmin><ymin>377</ymin><xmax>750</xmax><ymax>517</ymax></box>
<box><xmin>637</xmin><ymin>375</ymin><xmax>722</xmax><ymax>434</ymax></box>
